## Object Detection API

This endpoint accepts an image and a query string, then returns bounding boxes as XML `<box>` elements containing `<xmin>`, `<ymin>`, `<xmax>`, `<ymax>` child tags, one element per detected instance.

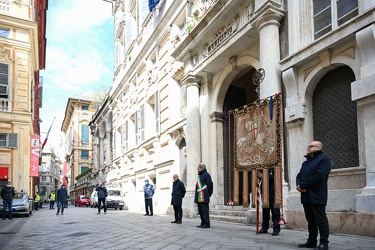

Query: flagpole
<box><xmin>42</xmin><ymin>117</ymin><xmax>56</xmax><ymax>150</ymax></box>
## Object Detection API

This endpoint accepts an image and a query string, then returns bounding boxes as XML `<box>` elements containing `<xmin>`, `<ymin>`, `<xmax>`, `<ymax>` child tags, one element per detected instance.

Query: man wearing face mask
<box><xmin>96</xmin><ymin>183</ymin><xmax>107</xmax><ymax>214</ymax></box>
<box><xmin>143</xmin><ymin>179</ymin><xmax>155</xmax><ymax>216</ymax></box>
<box><xmin>1</xmin><ymin>181</ymin><xmax>15</xmax><ymax>220</ymax></box>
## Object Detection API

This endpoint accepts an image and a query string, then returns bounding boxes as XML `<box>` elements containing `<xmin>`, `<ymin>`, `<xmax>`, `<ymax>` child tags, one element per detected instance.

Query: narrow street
<box><xmin>1</xmin><ymin>206</ymin><xmax>374</xmax><ymax>250</ymax></box>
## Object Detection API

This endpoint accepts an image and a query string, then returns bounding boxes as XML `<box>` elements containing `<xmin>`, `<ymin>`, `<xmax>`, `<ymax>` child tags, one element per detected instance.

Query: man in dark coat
<box><xmin>296</xmin><ymin>141</ymin><xmax>331</xmax><ymax>250</ymax></box>
<box><xmin>258</xmin><ymin>168</ymin><xmax>281</xmax><ymax>236</ymax></box>
<box><xmin>171</xmin><ymin>174</ymin><xmax>186</xmax><ymax>224</ymax></box>
<box><xmin>56</xmin><ymin>184</ymin><xmax>68</xmax><ymax>215</ymax></box>
<box><xmin>194</xmin><ymin>163</ymin><xmax>213</xmax><ymax>228</ymax></box>
<box><xmin>1</xmin><ymin>181</ymin><xmax>15</xmax><ymax>220</ymax></box>
<box><xmin>95</xmin><ymin>183</ymin><xmax>107</xmax><ymax>214</ymax></box>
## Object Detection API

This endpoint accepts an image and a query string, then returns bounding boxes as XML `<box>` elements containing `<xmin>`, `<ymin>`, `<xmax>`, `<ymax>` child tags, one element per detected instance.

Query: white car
<box><xmin>0</xmin><ymin>191</ymin><xmax>33</xmax><ymax>217</ymax></box>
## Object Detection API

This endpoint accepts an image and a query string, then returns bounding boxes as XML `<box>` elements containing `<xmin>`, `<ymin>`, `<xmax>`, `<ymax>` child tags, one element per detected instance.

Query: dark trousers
<box><xmin>145</xmin><ymin>198</ymin><xmax>153</xmax><ymax>215</ymax></box>
<box><xmin>173</xmin><ymin>205</ymin><xmax>183</xmax><ymax>222</ymax></box>
<box><xmin>303</xmin><ymin>203</ymin><xmax>329</xmax><ymax>244</ymax></box>
<box><xmin>2</xmin><ymin>199</ymin><xmax>13</xmax><ymax>219</ymax></box>
<box><xmin>49</xmin><ymin>200</ymin><xmax>55</xmax><ymax>209</ymax></box>
<box><xmin>98</xmin><ymin>198</ymin><xmax>107</xmax><ymax>213</ymax></box>
<box><xmin>198</xmin><ymin>202</ymin><xmax>210</xmax><ymax>226</ymax></box>
<box><xmin>261</xmin><ymin>196</ymin><xmax>281</xmax><ymax>233</ymax></box>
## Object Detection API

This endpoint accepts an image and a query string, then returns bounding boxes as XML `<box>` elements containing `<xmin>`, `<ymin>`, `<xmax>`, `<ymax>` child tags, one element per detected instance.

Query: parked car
<box><xmin>90</xmin><ymin>191</ymin><xmax>98</xmax><ymax>208</ymax></box>
<box><xmin>74</xmin><ymin>195</ymin><xmax>90</xmax><ymax>207</ymax></box>
<box><xmin>106</xmin><ymin>189</ymin><xmax>125</xmax><ymax>210</ymax></box>
<box><xmin>0</xmin><ymin>191</ymin><xmax>33</xmax><ymax>217</ymax></box>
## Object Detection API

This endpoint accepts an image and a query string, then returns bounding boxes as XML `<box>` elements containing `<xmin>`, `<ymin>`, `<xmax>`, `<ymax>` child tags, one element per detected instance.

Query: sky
<box><xmin>39</xmin><ymin>0</ymin><xmax>114</xmax><ymax>160</ymax></box>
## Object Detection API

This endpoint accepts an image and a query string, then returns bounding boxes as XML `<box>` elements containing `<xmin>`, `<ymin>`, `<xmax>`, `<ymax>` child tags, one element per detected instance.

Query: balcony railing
<box><xmin>0</xmin><ymin>0</ymin><xmax>10</xmax><ymax>13</ymax></box>
<box><xmin>0</xmin><ymin>98</ymin><xmax>11</xmax><ymax>112</ymax></box>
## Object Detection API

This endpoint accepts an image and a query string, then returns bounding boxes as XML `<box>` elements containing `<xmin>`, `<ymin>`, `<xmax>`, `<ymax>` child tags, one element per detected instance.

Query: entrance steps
<box><xmin>209</xmin><ymin>205</ymin><xmax>250</xmax><ymax>225</ymax></box>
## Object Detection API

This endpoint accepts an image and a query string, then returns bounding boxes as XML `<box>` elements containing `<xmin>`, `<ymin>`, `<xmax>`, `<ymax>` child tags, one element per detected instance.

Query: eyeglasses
<box><xmin>307</xmin><ymin>145</ymin><xmax>318</xmax><ymax>149</ymax></box>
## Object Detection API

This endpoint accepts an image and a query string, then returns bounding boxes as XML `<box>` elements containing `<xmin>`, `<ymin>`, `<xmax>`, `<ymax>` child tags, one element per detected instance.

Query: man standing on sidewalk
<box><xmin>143</xmin><ymin>179</ymin><xmax>155</xmax><ymax>216</ymax></box>
<box><xmin>49</xmin><ymin>191</ymin><xmax>56</xmax><ymax>210</ymax></box>
<box><xmin>296</xmin><ymin>141</ymin><xmax>331</xmax><ymax>250</ymax></box>
<box><xmin>195</xmin><ymin>163</ymin><xmax>213</xmax><ymax>229</ymax></box>
<box><xmin>34</xmin><ymin>192</ymin><xmax>41</xmax><ymax>211</ymax></box>
<box><xmin>96</xmin><ymin>183</ymin><xmax>107</xmax><ymax>214</ymax></box>
<box><xmin>1</xmin><ymin>181</ymin><xmax>15</xmax><ymax>220</ymax></box>
<box><xmin>56</xmin><ymin>184</ymin><xmax>68</xmax><ymax>215</ymax></box>
<box><xmin>171</xmin><ymin>174</ymin><xmax>186</xmax><ymax>224</ymax></box>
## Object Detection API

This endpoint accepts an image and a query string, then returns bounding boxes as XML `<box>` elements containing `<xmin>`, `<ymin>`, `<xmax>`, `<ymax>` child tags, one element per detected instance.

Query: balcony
<box><xmin>0</xmin><ymin>98</ymin><xmax>11</xmax><ymax>112</ymax></box>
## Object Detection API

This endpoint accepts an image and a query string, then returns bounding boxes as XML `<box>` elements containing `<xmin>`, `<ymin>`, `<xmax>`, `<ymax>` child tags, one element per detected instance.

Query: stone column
<box><xmin>182</xmin><ymin>75</ymin><xmax>201</xmax><ymax>217</ymax></box>
<box><xmin>256</xmin><ymin>13</ymin><xmax>283</xmax><ymax>98</ymax></box>
<box><xmin>352</xmin><ymin>25</ymin><xmax>375</xmax><ymax>213</ymax></box>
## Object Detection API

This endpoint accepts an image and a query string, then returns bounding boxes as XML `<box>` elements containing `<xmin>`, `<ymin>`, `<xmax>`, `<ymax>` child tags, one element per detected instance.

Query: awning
<box><xmin>0</xmin><ymin>167</ymin><xmax>9</xmax><ymax>179</ymax></box>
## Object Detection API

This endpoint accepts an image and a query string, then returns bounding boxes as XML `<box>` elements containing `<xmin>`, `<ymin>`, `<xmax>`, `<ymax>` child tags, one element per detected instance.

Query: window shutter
<box><xmin>8</xmin><ymin>133</ymin><xmax>18</xmax><ymax>148</ymax></box>
<box><xmin>154</xmin><ymin>91</ymin><xmax>160</xmax><ymax>133</ymax></box>
<box><xmin>125</xmin><ymin>14</ymin><xmax>133</xmax><ymax>51</ymax></box>
<box><xmin>140</xmin><ymin>0</ymin><xmax>149</xmax><ymax>25</ymax></box>
<box><xmin>0</xmin><ymin>63</ymin><xmax>9</xmax><ymax>95</ymax></box>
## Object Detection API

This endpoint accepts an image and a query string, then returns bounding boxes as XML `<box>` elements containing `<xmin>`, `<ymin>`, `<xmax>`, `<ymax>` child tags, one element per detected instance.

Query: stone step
<box><xmin>210</xmin><ymin>209</ymin><xmax>247</xmax><ymax>217</ymax></box>
<box><xmin>210</xmin><ymin>214</ymin><xmax>248</xmax><ymax>225</ymax></box>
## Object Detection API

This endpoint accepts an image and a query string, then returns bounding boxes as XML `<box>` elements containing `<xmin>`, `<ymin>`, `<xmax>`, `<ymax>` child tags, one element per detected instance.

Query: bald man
<box><xmin>296</xmin><ymin>141</ymin><xmax>331</xmax><ymax>250</ymax></box>
<box><xmin>171</xmin><ymin>174</ymin><xmax>186</xmax><ymax>224</ymax></box>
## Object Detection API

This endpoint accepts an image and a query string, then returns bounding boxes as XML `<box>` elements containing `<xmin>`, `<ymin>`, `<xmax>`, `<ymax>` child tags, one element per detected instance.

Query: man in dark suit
<box><xmin>296</xmin><ymin>141</ymin><xmax>331</xmax><ymax>250</ymax></box>
<box><xmin>171</xmin><ymin>174</ymin><xmax>186</xmax><ymax>224</ymax></box>
<box><xmin>195</xmin><ymin>163</ymin><xmax>213</xmax><ymax>229</ymax></box>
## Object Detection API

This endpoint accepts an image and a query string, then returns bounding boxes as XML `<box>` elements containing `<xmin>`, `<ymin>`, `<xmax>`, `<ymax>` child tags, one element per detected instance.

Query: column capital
<box><xmin>181</xmin><ymin>74</ymin><xmax>202</xmax><ymax>87</ymax></box>
<box><xmin>209</xmin><ymin>111</ymin><xmax>225</xmax><ymax>123</ymax></box>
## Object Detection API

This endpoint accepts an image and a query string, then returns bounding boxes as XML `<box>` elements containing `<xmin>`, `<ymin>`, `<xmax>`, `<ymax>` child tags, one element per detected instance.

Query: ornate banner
<box><xmin>234</xmin><ymin>93</ymin><xmax>282</xmax><ymax>171</ymax></box>
<box><xmin>30</xmin><ymin>134</ymin><xmax>40</xmax><ymax>177</ymax></box>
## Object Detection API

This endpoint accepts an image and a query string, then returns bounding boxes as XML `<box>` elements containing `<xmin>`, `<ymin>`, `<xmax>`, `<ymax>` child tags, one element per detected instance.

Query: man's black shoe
<box><xmin>196</xmin><ymin>225</ymin><xmax>202</xmax><ymax>228</ymax></box>
<box><xmin>271</xmin><ymin>231</ymin><xmax>279</xmax><ymax>236</ymax></box>
<box><xmin>176</xmin><ymin>221</ymin><xmax>182</xmax><ymax>224</ymax></box>
<box><xmin>171</xmin><ymin>221</ymin><xmax>177</xmax><ymax>223</ymax></box>
<box><xmin>149</xmin><ymin>213</ymin><xmax>153</xmax><ymax>216</ymax></box>
<box><xmin>298</xmin><ymin>241</ymin><xmax>317</xmax><ymax>248</ymax></box>
<box><xmin>201</xmin><ymin>225</ymin><xmax>210</xmax><ymax>228</ymax></box>
<box><xmin>143</xmin><ymin>214</ymin><xmax>149</xmax><ymax>216</ymax></box>
<box><xmin>258</xmin><ymin>228</ymin><xmax>268</xmax><ymax>234</ymax></box>
<box><xmin>314</xmin><ymin>243</ymin><xmax>328</xmax><ymax>250</ymax></box>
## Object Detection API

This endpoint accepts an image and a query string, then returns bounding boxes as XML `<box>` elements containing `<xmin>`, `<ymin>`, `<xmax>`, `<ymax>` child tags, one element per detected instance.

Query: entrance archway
<box><xmin>223</xmin><ymin>67</ymin><xmax>257</xmax><ymax>206</ymax></box>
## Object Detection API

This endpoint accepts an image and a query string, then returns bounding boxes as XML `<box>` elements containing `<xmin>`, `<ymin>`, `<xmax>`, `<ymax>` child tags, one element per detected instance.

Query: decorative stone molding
<box><xmin>0</xmin><ymin>45</ymin><xmax>12</xmax><ymax>61</ymax></box>
<box><xmin>229</xmin><ymin>56</ymin><xmax>237</xmax><ymax>70</ymax></box>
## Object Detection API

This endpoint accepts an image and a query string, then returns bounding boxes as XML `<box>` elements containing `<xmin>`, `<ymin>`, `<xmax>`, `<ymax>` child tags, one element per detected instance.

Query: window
<box><xmin>0</xmin><ymin>28</ymin><xmax>10</xmax><ymax>38</ymax></box>
<box><xmin>313</xmin><ymin>0</ymin><xmax>358</xmax><ymax>39</ymax></box>
<box><xmin>80</xmin><ymin>124</ymin><xmax>89</xmax><ymax>146</ymax></box>
<box><xmin>140</xmin><ymin>104</ymin><xmax>145</xmax><ymax>142</ymax></box>
<box><xmin>81</xmin><ymin>150</ymin><xmax>89</xmax><ymax>160</ymax></box>
<box><xmin>154</xmin><ymin>91</ymin><xmax>160</xmax><ymax>134</ymax></box>
<box><xmin>80</xmin><ymin>166</ymin><xmax>89</xmax><ymax>174</ymax></box>
<box><xmin>0</xmin><ymin>63</ymin><xmax>10</xmax><ymax>97</ymax></box>
<box><xmin>0</xmin><ymin>133</ymin><xmax>18</xmax><ymax>148</ymax></box>
<box><xmin>82</xmin><ymin>105</ymin><xmax>89</xmax><ymax>110</ymax></box>
<box><xmin>123</xmin><ymin>120</ymin><xmax>128</xmax><ymax>153</ymax></box>
<box><xmin>139</xmin><ymin>0</ymin><xmax>149</xmax><ymax>28</ymax></box>
<box><xmin>115</xmin><ymin>40</ymin><xmax>122</xmax><ymax>69</ymax></box>
<box><xmin>114</xmin><ymin>127</ymin><xmax>122</xmax><ymax>158</ymax></box>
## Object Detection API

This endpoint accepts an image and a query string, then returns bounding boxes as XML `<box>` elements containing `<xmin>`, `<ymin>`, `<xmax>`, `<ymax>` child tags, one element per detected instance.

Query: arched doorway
<box><xmin>223</xmin><ymin>67</ymin><xmax>257</xmax><ymax>206</ymax></box>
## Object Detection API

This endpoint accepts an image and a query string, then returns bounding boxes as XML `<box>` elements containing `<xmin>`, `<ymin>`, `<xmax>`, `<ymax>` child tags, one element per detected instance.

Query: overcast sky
<box><xmin>39</xmin><ymin>0</ymin><xmax>114</xmax><ymax>160</ymax></box>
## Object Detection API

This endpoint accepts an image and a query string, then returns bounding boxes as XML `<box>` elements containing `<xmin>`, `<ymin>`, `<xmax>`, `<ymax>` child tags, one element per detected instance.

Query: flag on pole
<box><xmin>42</xmin><ymin>117</ymin><xmax>55</xmax><ymax>150</ymax></box>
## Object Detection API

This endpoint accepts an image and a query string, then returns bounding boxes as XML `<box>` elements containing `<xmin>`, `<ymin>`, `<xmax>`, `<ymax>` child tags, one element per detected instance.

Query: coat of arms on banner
<box><xmin>234</xmin><ymin>94</ymin><xmax>282</xmax><ymax>171</ymax></box>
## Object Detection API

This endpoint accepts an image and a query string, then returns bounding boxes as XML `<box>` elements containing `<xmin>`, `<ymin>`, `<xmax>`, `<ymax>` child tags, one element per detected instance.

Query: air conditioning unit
<box><xmin>0</xmin><ymin>83</ymin><xmax>8</xmax><ymax>95</ymax></box>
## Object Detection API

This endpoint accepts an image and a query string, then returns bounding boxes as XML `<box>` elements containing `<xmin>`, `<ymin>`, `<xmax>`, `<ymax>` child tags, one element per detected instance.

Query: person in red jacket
<box><xmin>296</xmin><ymin>141</ymin><xmax>331</xmax><ymax>250</ymax></box>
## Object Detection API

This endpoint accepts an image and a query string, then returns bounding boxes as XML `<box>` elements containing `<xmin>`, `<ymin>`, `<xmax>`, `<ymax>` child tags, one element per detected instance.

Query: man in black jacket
<box><xmin>296</xmin><ymin>141</ymin><xmax>331</xmax><ymax>250</ymax></box>
<box><xmin>1</xmin><ymin>181</ymin><xmax>15</xmax><ymax>220</ymax></box>
<box><xmin>171</xmin><ymin>174</ymin><xmax>186</xmax><ymax>224</ymax></box>
<box><xmin>195</xmin><ymin>163</ymin><xmax>213</xmax><ymax>229</ymax></box>
<box><xmin>96</xmin><ymin>183</ymin><xmax>108</xmax><ymax>214</ymax></box>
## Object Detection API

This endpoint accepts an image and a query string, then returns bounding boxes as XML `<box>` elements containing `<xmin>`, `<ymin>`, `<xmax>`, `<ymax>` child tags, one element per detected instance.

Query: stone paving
<box><xmin>1</xmin><ymin>206</ymin><xmax>374</xmax><ymax>250</ymax></box>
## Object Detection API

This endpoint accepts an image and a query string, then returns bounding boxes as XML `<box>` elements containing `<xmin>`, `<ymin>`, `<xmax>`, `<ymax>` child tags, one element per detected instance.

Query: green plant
<box><xmin>75</xmin><ymin>168</ymin><xmax>92</xmax><ymax>180</ymax></box>
<box><xmin>187</xmin><ymin>23</ymin><xmax>195</xmax><ymax>34</ymax></box>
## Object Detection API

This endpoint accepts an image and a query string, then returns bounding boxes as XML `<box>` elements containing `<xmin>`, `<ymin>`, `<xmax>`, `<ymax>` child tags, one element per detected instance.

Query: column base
<box><xmin>356</xmin><ymin>190</ymin><xmax>375</xmax><ymax>213</ymax></box>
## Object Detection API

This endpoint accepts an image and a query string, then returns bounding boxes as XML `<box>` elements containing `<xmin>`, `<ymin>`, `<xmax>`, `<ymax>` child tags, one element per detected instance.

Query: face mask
<box><xmin>6</xmin><ymin>184</ymin><xmax>10</xmax><ymax>187</ymax></box>
<box><xmin>145</xmin><ymin>182</ymin><xmax>149</xmax><ymax>185</ymax></box>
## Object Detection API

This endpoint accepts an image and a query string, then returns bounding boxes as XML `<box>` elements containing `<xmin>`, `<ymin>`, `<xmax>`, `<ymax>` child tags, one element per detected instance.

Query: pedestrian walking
<box><xmin>143</xmin><ymin>179</ymin><xmax>155</xmax><ymax>216</ymax></box>
<box><xmin>34</xmin><ymin>192</ymin><xmax>41</xmax><ymax>211</ymax></box>
<box><xmin>195</xmin><ymin>163</ymin><xmax>213</xmax><ymax>229</ymax></box>
<box><xmin>258</xmin><ymin>168</ymin><xmax>281</xmax><ymax>236</ymax></box>
<box><xmin>49</xmin><ymin>191</ymin><xmax>56</xmax><ymax>210</ymax></box>
<box><xmin>296</xmin><ymin>141</ymin><xmax>331</xmax><ymax>250</ymax></box>
<box><xmin>171</xmin><ymin>174</ymin><xmax>186</xmax><ymax>224</ymax></box>
<box><xmin>56</xmin><ymin>184</ymin><xmax>68</xmax><ymax>215</ymax></box>
<box><xmin>1</xmin><ymin>181</ymin><xmax>15</xmax><ymax>220</ymax></box>
<box><xmin>96</xmin><ymin>183</ymin><xmax>107</xmax><ymax>214</ymax></box>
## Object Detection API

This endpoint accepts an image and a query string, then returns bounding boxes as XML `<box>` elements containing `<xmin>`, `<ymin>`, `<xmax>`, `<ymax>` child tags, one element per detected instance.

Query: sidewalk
<box><xmin>1</xmin><ymin>206</ymin><xmax>374</xmax><ymax>250</ymax></box>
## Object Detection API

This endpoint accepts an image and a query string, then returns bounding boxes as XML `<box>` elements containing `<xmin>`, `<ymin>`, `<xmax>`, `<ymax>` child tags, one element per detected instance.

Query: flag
<box><xmin>42</xmin><ymin>117</ymin><xmax>55</xmax><ymax>150</ymax></box>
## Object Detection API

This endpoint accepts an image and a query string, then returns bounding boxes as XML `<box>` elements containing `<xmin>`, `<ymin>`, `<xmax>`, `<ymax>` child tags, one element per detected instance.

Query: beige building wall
<box><xmin>0</xmin><ymin>0</ymin><xmax>39</xmax><ymax>193</ymax></box>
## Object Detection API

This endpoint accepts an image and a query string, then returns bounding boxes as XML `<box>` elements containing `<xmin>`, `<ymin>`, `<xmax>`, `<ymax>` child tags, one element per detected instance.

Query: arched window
<box><xmin>312</xmin><ymin>66</ymin><xmax>359</xmax><ymax>169</ymax></box>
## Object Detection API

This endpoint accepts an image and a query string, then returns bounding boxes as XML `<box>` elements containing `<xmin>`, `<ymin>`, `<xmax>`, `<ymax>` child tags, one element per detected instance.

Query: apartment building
<box><xmin>0</xmin><ymin>0</ymin><xmax>47</xmax><ymax>194</ymax></box>
<box><xmin>61</xmin><ymin>97</ymin><xmax>94</xmax><ymax>200</ymax></box>
<box><xmin>98</xmin><ymin>0</ymin><xmax>375</xmax><ymax>236</ymax></box>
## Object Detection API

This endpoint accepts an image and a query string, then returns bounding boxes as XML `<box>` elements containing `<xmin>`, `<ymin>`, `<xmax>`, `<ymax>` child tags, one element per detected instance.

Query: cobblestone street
<box><xmin>1</xmin><ymin>206</ymin><xmax>374</xmax><ymax>250</ymax></box>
